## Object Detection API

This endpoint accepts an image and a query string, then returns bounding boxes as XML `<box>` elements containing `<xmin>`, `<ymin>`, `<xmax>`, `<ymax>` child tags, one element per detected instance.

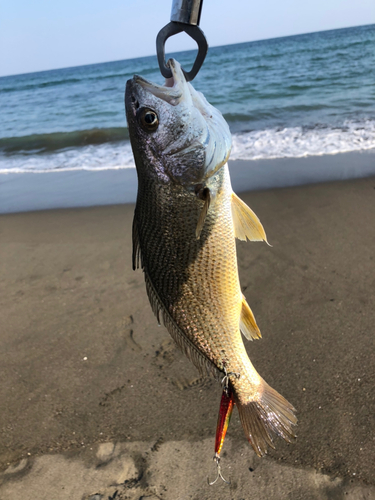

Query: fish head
<box><xmin>125</xmin><ymin>59</ymin><xmax>231</xmax><ymax>188</ymax></box>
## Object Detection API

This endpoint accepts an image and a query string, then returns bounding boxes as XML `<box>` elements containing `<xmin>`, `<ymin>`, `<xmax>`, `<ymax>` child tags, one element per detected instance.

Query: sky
<box><xmin>1</xmin><ymin>0</ymin><xmax>374</xmax><ymax>77</ymax></box>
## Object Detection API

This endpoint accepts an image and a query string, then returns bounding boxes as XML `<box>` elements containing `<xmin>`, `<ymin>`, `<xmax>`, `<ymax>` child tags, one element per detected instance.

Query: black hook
<box><xmin>156</xmin><ymin>21</ymin><xmax>208</xmax><ymax>82</ymax></box>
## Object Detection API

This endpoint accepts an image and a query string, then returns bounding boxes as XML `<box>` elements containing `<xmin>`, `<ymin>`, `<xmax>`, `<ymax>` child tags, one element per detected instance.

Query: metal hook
<box><xmin>207</xmin><ymin>453</ymin><xmax>230</xmax><ymax>486</ymax></box>
<box><xmin>156</xmin><ymin>22</ymin><xmax>208</xmax><ymax>82</ymax></box>
<box><xmin>221</xmin><ymin>366</ymin><xmax>240</xmax><ymax>395</ymax></box>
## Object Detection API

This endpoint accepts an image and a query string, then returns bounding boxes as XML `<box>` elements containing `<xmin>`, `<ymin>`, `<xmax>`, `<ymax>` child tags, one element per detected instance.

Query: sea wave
<box><xmin>0</xmin><ymin>127</ymin><xmax>129</xmax><ymax>154</ymax></box>
<box><xmin>0</xmin><ymin>78</ymin><xmax>82</xmax><ymax>93</ymax></box>
<box><xmin>0</xmin><ymin>119</ymin><xmax>374</xmax><ymax>174</ymax></box>
<box><xmin>231</xmin><ymin>119</ymin><xmax>375</xmax><ymax>160</ymax></box>
<box><xmin>0</xmin><ymin>141</ymin><xmax>135</xmax><ymax>174</ymax></box>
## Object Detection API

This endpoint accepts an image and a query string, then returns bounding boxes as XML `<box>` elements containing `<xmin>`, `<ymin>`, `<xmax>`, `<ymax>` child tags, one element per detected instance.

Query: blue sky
<box><xmin>1</xmin><ymin>0</ymin><xmax>374</xmax><ymax>77</ymax></box>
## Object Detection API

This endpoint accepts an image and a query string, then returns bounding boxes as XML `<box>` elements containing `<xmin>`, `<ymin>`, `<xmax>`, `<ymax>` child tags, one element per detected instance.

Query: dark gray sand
<box><xmin>1</xmin><ymin>177</ymin><xmax>375</xmax><ymax>499</ymax></box>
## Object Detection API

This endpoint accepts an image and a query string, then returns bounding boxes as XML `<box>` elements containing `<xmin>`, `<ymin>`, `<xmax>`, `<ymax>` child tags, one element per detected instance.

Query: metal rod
<box><xmin>170</xmin><ymin>0</ymin><xmax>203</xmax><ymax>26</ymax></box>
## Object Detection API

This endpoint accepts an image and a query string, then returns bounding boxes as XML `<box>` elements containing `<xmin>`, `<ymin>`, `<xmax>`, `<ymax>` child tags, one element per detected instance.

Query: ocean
<box><xmin>0</xmin><ymin>24</ymin><xmax>374</xmax><ymax>211</ymax></box>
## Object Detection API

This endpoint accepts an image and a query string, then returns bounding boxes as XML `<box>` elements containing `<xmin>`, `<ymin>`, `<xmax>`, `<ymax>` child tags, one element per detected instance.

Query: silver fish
<box><xmin>125</xmin><ymin>59</ymin><xmax>296</xmax><ymax>457</ymax></box>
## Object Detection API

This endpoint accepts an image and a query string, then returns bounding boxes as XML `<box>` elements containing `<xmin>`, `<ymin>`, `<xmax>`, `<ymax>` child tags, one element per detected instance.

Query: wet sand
<box><xmin>1</xmin><ymin>176</ymin><xmax>375</xmax><ymax>498</ymax></box>
<box><xmin>1</xmin><ymin>149</ymin><xmax>375</xmax><ymax>213</ymax></box>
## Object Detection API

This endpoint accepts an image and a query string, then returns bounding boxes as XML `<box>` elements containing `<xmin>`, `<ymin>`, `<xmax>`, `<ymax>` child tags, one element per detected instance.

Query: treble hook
<box><xmin>221</xmin><ymin>366</ymin><xmax>240</xmax><ymax>395</ymax></box>
<box><xmin>207</xmin><ymin>453</ymin><xmax>230</xmax><ymax>485</ymax></box>
<box><xmin>156</xmin><ymin>0</ymin><xmax>208</xmax><ymax>81</ymax></box>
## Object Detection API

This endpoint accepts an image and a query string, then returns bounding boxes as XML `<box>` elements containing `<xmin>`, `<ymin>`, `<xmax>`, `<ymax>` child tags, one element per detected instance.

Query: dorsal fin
<box><xmin>240</xmin><ymin>296</ymin><xmax>261</xmax><ymax>340</ymax></box>
<box><xmin>231</xmin><ymin>192</ymin><xmax>269</xmax><ymax>244</ymax></box>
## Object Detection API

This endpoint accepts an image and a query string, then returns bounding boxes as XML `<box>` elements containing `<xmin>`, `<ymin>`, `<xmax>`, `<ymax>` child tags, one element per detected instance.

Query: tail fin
<box><xmin>234</xmin><ymin>382</ymin><xmax>297</xmax><ymax>457</ymax></box>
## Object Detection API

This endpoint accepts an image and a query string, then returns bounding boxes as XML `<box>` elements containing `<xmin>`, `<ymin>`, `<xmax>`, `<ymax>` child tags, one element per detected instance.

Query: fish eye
<box><xmin>138</xmin><ymin>108</ymin><xmax>159</xmax><ymax>132</ymax></box>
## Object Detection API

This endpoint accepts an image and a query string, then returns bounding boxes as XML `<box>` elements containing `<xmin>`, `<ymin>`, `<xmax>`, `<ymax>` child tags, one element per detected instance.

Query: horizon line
<box><xmin>1</xmin><ymin>22</ymin><xmax>373</xmax><ymax>79</ymax></box>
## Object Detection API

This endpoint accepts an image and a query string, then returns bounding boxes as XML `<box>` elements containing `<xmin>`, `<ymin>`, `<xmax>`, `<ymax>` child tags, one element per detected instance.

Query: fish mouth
<box><xmin>133</xmin><ymin>59</ymin><xmax>191</xmax><ymax>106</ymax></box>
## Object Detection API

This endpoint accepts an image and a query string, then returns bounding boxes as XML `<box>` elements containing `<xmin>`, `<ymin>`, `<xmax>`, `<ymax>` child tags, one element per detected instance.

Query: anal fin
<box><xmin>240</xmin><ymin>296</ymin><xmax>261</xmax><ymax>340</ymax></box>
<box><xmin>231</xmin><ymin>192</ymin><xmax>269</xmax><ymax>244</ymax></box>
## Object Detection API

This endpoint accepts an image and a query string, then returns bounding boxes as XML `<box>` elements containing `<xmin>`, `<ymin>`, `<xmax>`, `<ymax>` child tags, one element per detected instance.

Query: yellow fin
<box><xmin>231</xmin><ymin>192</ymin><xmax>269</xmax><ymax>244</ymax></box>
<box><xmin>240</xmin><ymin>296</ymin><xmax>261</xmax><ymax>340</ymax></box>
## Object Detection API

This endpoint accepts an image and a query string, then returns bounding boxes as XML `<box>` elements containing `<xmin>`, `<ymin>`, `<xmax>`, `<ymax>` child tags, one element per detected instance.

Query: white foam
<box><xmin>1</xmin><ymin>119</ymin><xmax>375</xmax><ymax>174</ymax></box>
<box><xmin>231</xmin><ymin>120</ymin><xmax>375</xmax><ymax>161</ymax></box>
<box><xmin>0</xmin><ymin>141</ymin><xmax>136</xmax><ymax>174</ymax></box>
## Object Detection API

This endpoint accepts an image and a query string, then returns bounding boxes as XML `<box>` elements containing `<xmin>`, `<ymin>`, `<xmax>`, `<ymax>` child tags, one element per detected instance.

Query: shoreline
<box><xmin>0</xmin><ymin>149</ymin><xmax>374</xmax><ymax>214</ymax></box>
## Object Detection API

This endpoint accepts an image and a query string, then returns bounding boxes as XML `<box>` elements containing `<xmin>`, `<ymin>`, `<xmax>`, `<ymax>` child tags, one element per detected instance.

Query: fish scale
<box><xmin>136</xmin><ymin>167</ymin><xmax>244</xmax><ymax>374</ymax></box>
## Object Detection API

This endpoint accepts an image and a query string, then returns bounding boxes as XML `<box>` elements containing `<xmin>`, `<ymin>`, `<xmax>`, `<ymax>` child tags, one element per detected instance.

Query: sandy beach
<box><xmin>1</xmin><ymin>174</ymin><xmax>375</xmax><ymax>499</ymax></box>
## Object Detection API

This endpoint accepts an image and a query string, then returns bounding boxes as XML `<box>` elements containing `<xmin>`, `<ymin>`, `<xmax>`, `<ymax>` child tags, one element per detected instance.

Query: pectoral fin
<box><xmin>231</xmin><ymin>192</ymin><xmax>269</xmax><ymax>244</ymax></box>
<box><xmin>240</xmin><ymin>296</ymin><xmax>261</xmax><ymax>340</ymax></box>
<box><xmin>195</xmin><ymin>187</ymin><xmax>211</xmax><ymax>239</ymax></box>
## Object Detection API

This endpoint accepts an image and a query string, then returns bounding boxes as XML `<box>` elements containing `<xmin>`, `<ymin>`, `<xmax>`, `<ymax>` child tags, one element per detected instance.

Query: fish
<box><xmin>125</xmin><ymin>58</ymin><xmax>297</xmax><ymax>460</ymax></box>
